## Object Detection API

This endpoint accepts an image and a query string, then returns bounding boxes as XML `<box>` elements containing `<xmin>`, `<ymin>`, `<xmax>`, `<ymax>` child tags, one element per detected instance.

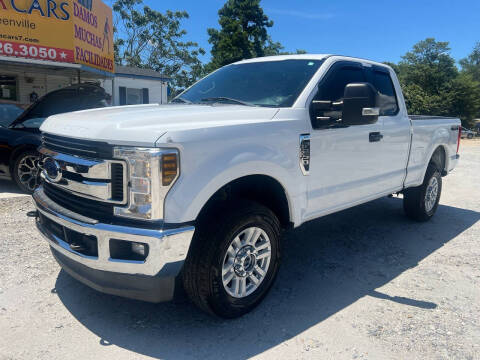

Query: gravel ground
<box><xmin>0</xmin><ymin>142</ymin><xmax>479</xmax><ymax>360</ymax></box>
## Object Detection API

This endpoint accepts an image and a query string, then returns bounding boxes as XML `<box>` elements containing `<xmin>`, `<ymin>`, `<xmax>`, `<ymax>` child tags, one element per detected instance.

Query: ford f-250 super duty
<box><xmin>31</xmin><ymin>55</ymin><xmax>461</xmax><ymax>318</ymax></box>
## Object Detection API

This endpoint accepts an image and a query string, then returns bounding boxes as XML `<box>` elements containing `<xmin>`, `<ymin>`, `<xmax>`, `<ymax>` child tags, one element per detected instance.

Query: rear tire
<box><xmin>12</xmin><ymin>150</ymin><xmax>41</xmax><ymax>194</ymax></box>
<box><xmin>403</xmin><ymin>164</ymin><xmax>442</xmax><ymax>222</ymax></box>
<box><xmin>183</xmin><ymin>200</ymin><xmax>281</xmax><ymax>318</ymax></box>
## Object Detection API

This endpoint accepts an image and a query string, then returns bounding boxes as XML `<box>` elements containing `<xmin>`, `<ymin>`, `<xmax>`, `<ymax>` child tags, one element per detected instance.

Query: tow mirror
<box><xmin>342</xmin><ymin>83</ymin><xmax>379</xmax><ymax>126</ymax></box>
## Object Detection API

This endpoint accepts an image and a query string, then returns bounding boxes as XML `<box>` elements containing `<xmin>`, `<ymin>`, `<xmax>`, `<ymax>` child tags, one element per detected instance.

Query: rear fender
<box><xmin>408</xmin><ymin>127</ymin><xmax>451</xmax><ymax>187</ymax></box>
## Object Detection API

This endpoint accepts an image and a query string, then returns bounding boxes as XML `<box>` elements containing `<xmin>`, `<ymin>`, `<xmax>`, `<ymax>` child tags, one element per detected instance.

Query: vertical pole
<box><xmin>77</xmin><ymin>70</ymin><xmax>81</xmax><ymax>84</ymax></box>
<box><xmin>111</xmin><ymin>76</ymin><xmax>115</xmax><ymax>106</ymax></box>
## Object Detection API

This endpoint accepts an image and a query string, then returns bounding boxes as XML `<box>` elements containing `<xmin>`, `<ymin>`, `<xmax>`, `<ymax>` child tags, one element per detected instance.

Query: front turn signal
<box><xmin>162</xmin><ymin>153</ymin><xmax>178</xmax><ymax>186</ymax></box>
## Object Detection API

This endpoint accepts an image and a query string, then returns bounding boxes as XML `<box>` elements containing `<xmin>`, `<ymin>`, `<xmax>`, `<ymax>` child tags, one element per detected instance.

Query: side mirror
<box><xmin>342</xmin><ymin>83</ymin><xmax>379</xmax><ymax>126</ymax></box>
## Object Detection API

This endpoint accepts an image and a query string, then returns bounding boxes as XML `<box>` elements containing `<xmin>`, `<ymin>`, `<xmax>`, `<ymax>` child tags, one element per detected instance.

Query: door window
<box><xmin>372</xmin><ymin>70</ymin><xmax>399</xmax><ymax>115</ymax></box>
<box><xmin>316</xmin><ymin>66</ymin><xmax>366</xmax><ymax>102</ymax></box>
<box><xmin>313</xmin><ymin>65</ymin><xmax>366</xmax><ymax>124</ymax></box>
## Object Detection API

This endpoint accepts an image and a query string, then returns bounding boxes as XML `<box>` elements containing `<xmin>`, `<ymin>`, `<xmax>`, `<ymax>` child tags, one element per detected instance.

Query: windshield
<box><xmin>178</xmin><ymin>59</ymin><xmax>323</xmax><ymax>107</ymax></box>
<box><xmin>0</xmin><ymin>104</ymin><xmax>23</xmax><ymax>127</ymax></box>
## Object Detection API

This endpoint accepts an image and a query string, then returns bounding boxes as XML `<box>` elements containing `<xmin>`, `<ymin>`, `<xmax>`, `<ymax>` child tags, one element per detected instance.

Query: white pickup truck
<box><xmin>32</xmin><ymin>55</ymin><xmax>461</xmax><ymax>318</ymax></box>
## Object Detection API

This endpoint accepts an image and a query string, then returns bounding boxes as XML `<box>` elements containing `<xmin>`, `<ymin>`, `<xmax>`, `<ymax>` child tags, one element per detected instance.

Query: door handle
<box><xmin>369</xmin><ymin>132</ymin><xmax>383</xmax><ymax>142</ymax></box>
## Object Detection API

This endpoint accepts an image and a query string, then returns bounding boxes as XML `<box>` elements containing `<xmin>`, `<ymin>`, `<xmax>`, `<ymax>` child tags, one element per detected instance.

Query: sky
<box><xmin>106</xmin><ymin>0</ymin><xmax>480</xmax><ymax>65</ymax></box>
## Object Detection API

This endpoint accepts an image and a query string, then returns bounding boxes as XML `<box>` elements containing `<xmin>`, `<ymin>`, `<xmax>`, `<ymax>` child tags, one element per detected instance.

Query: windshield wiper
<box><xmin>171</xmin><ymin>97</ymin><xmax>192</xmax><ymax>104</ymax></box>
<box><xmin>200</xmin><ymin>97</ymin><xmax>255</xmax><ymax>106</ymax></box>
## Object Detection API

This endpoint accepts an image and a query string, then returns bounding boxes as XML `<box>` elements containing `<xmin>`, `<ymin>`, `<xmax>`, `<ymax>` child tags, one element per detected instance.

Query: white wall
<box><xmin>101</xmin><ymin>76</ymin><xmax>168</xmax><ymax>106</ymax></box>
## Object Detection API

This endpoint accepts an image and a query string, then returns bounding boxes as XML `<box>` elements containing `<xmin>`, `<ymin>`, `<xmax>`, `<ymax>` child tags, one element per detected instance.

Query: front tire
<box><xmin>12</xmin><ymin>150</ymin><xmax>41</xmax><ymax>194</ymax></box>
<box><xmin>403</xmin><ymin>164</ymin><xmax>442</xmax><ymax>222</ymax></box>
<box><xmin>183</xmin><ymin>201</ymin><xmax>281</xmax><ymax>318</ymax></box>
<box><xmin>467</xmin><ymin>133</ymin><xmax>473</xmax><ymax>139</ymax></box>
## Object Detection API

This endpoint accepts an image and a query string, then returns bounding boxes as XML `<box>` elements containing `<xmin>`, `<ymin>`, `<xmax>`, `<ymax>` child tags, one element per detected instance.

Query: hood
<box><xmin>40</xmin><ymin>104</ymin><xmax>279</xmax><ymax>147</ymax></box>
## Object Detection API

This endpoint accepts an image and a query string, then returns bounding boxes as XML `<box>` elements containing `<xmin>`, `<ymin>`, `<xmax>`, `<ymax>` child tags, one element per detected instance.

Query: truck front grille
<box><xmin>40</xmin><ymin>133</ymin><xmax>126</xmax><ymax>204</ymax></box>
<box><xmin>43</xmin><ymin>179</ymin><xmax>114</xmax><ymax>221</ymax></box>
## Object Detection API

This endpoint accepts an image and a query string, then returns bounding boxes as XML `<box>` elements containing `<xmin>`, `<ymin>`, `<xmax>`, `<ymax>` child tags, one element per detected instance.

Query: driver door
<box><xmin>305</xmin><ymin>61</ymin><xmax>385</xmax><ymax>219</ymax></box>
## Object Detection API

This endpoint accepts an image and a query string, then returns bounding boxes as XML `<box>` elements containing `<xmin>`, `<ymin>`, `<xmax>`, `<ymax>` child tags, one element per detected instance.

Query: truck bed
<box><xmin>409</xmin><ymin>115</ymin><xmax>458</xmax><ymax>121</ymax></box>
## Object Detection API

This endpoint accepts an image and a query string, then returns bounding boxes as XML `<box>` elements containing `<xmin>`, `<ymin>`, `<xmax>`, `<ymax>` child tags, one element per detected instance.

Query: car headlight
<box><xmin>113</xmin><ymin>147</ymin><xmax>179</xmax><ymax>221</ymax></box>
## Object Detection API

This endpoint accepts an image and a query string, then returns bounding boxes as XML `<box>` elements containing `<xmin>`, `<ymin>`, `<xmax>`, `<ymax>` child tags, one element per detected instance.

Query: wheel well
<box><xmin>430</xmin><ymin>146</ymin><xmax>446</xmax><ymax>175</ymax></box>
<box><xmin>197</xmin><ymin>175</ymin><xmax>292</xmax><ymax>229</ymax></box>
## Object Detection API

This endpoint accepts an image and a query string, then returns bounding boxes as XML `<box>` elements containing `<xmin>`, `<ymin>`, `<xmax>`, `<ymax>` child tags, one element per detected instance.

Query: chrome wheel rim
<box><xmin>222</xmin><ymin>227</ymin><xmax>272</xmax><ymax>298</ymax></box>
<box><xmin>17</xmin><ymin>154</ymin><xmax>41</xmax><ymax>192</ymax></box>
<box><xmin>425</xmin><ymin>176</ymin><xmax>439</xmax><ymax>213</ymax></box>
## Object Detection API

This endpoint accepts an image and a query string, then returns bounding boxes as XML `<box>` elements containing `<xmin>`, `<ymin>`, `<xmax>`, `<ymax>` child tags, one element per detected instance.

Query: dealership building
<box><xmin>0</xmin><ymin>56</ymin><xmax>170</xmax><ymax>107</ymax></box>
<box><xmin>0</xmin><ymin>0</ymin><xmax>169</xmax><ymax>108</ymax></box>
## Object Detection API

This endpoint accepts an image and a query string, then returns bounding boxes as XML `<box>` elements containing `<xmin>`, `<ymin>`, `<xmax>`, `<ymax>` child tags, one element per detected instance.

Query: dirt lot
<box><xmin>0</xmin><ymin>141</ymin><xmax>479</xmax><ymax>360</ymax></box>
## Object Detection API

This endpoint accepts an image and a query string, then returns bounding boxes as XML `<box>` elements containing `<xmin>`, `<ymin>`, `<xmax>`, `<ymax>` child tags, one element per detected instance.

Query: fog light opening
<box><xmin>131</xmin><ymin>242</ymin><xmax>147</xmax><ymax>257</ymax></box>
<box><xmin>109</xmin><ymin>239</ymin><xmax>149</xmax><ymax>262</ymax></box>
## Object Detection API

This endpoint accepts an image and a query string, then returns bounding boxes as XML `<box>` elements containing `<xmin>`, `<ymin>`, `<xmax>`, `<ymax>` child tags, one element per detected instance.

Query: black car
<box><xmin>0</xmin><ymin>84</ymin><xmax>110</xmax><ymax>193</ymax></box>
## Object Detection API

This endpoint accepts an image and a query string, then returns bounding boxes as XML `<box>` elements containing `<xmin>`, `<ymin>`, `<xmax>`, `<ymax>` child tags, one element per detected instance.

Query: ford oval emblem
<box><xmin>43</xmin><ymin>157</ymin><xmax>62</xmax><ymax>183</ymax></box>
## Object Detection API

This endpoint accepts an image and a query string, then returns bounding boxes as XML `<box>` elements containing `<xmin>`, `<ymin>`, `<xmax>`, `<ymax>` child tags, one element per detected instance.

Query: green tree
<box><xmin>393</xmin><ymin>38</ymin><xmax>480</xmax><ymax>127</ymax></box>
<box><xmin>397</xmin><ymin>38</ymin><xmax>458</xmax><ymax>94</ymax></box>
<box><xmin>113</xmin><ymin>0</ymin><xmax>205</xmax><ymax>89</ymax></box>
<box><xmin>445</xmin><ymin>73</ymin><xmax>480</xmax><ymax>125</ymax></box>
<box><xmin>207</xmin><ymin>0</ymin><xmax>289</xmax><ymax>69</ymax></box>
<box><xmin>460</xmin><ymin>42</ymin><xmax>480</xmax><ymax>82</ymax></box>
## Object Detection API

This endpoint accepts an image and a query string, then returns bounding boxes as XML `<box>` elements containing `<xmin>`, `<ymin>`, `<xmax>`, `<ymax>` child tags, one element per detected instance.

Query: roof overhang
<box><xmin>0</xmin><ymin>56</ymin><xmax>115</xmax><ymax>79</ymax></box>
<box><xmin>114</xmin><ymin>72</ymin><xmax>170</xmax><ymax>82</ymax></box>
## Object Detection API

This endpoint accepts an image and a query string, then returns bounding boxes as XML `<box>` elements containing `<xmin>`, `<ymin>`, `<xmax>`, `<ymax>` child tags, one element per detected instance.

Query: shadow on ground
<box><xmin>53</xmin><ymin>197</ymin><xmax>479</xmax><ymax>359</ymax></box>
<box><xmin>0</xmin><ymin>179</ymin><xmax>27</xmax><ymax>197</ymax></box>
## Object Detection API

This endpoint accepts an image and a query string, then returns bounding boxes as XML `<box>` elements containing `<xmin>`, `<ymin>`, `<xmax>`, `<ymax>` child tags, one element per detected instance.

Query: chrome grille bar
<box><xmin>40</xmin><ymin>147</ymin><xmax>110</xmax><ymax>179</ymax></box>
<box><xmin>41</xmin><ymin>174</ymin><xmax>112</xmax><ymax>202</ymax></box>
<box><xmin>39</xmin><ymin>147</ymin><xmax>127</xmax><ymax>205</ymax></box>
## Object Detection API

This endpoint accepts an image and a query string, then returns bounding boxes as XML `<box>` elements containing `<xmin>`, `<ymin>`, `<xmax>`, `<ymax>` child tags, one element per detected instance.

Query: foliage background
<box><xmin>113</xmin><ymin>0</ymin><xmax>480</xmax><ymax>127</ymax></box>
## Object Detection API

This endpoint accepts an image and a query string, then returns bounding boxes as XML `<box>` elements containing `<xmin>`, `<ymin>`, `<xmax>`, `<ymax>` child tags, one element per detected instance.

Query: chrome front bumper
<box><xmin>33</xmin><ymin>187</ymin><xmax>194</xmax><ymax>277</ymax></box>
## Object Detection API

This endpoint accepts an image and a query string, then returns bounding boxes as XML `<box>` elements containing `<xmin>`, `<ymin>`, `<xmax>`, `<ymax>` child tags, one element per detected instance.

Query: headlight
<box><xmin>113</xmin><ymin>147</ymin><xmax>179</xmax><ymax>221</ymax></box>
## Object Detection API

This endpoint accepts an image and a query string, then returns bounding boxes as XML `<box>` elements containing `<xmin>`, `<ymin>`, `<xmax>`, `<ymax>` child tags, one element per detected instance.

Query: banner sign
<box><xmin>73</xmin><ymin>0</ymin><xmax>114</xmax><ymax>72</ymax></box>
<box><xmin>0</xmin><ymin>0</ymin><xmax>114</xmax><ymax>73</ymax></box>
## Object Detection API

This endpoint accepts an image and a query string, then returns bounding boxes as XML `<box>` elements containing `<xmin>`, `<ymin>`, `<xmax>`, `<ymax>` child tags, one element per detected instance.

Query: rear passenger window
<box><xmin>373</xmin><ymin>71</ymin><xmax>399</xmax><ymax>116</ymax></box>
